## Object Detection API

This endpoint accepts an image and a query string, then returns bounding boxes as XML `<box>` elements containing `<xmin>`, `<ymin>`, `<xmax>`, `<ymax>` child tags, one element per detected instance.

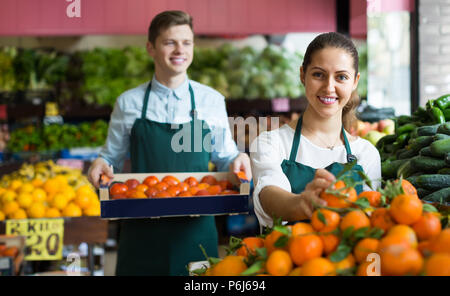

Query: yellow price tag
<box><xmin>5</xmin><ymin>219</ymin><xmax>64</xmax><ymax>261</ymax></box>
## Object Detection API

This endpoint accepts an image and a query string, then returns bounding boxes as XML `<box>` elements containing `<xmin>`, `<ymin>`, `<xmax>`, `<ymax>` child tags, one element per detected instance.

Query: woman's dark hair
<box><xmin>302</xmin><ymin>32</ymin><xmax>360</xmax><ymax>131</ymax></box>
<box><xmin>148</xmin><ymin>10</ymin><xmax>193</xmax><ymax>45</ymax></box>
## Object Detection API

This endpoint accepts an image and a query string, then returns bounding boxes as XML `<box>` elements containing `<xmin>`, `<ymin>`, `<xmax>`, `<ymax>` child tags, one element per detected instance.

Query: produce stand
<box><xmin>0</xmin><ymin>217</ymin><xmax>108</xmax><ymax>275</ymax></box>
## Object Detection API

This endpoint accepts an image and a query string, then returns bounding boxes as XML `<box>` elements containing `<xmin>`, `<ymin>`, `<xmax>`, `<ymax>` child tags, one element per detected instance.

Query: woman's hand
<box><xmin>294</xmin><ymin>169</ymin><xmax>336</xmax><ymax>219</ymax></box>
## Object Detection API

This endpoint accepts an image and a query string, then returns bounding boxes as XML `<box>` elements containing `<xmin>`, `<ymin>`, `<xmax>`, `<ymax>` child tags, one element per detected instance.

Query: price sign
<box><xmin>6</xmin><ymin>219</ymin><xmax>64</xmax><ymax>261</ymax></box>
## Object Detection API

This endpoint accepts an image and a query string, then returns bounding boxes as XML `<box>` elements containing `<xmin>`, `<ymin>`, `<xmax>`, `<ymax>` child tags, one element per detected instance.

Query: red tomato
<box><xmin>124</xmin><ymin>179</ymin><xmax>140</xmax><ymax>190</ymax></box>
<box><xmin>201</xmin><ymin>175</ymin><xmax>218</xmax><ymax>185</ymax></box>
<box><xmin>109</xmin><ymin>183</ymin><xmax>128</xmax><ymax>196</ymax></box>
<box><xmin>143</xmin><ymin>176</ymin><xmax>159</xmax><ymax>187</ymax></box>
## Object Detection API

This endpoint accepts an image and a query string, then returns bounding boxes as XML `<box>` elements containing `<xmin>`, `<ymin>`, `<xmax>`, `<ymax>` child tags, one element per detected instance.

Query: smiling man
<box><xmin>87</xmin><ymin>10</ymin><xmax>251</xmax><ymax>276</ymax></box>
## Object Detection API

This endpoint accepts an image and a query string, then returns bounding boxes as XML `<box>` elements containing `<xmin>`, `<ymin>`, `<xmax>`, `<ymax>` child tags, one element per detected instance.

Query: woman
<box><xmin>250</xmin><ymin>32</ymin><xmax>381</xmax><ymax>228</ymax></box>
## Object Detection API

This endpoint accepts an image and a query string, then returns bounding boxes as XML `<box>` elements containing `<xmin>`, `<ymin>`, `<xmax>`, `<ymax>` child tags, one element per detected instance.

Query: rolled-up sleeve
<box><xmin>250</xmin><ymin>131</ymin><xmax>292</xmax><ymax>228</ymax></box>
<box><xmin>99</xmin><ymin>96</ymin><xmax>131</xmax><ymax>173</ymax></box>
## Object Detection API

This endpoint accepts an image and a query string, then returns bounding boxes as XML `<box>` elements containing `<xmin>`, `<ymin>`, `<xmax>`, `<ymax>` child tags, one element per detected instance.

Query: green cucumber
<box><xmin>437</xmin><ymin>122</ymin><xmax>450</xmax><ymax>135</ymax></box>
<box><xmin>417</xmin><ymin>188</ymin><xmax>433</xmax><ymax>199</ymax></box>
<box><xmin>376</xmin><ymin>134</ymin><xmax>397</xmax><ymax>150</ymax></box>
<box><xmin>410</xmin><ymin>156</ymin><xmax>447</xmax><ymax>172</ymax></box>
<box><xmin>397</xmin><ymin>123</ymin><xmax>416</xmax><ymax>135</ymax></box>
<box><xmin>446</xmin><ymin>153</ymin><xmax>450</xmax><ymax>165</ymax></box>
<box><xmin>430</xmin><ymin>138</ymin><xmax>450</xmax><ymax>158</ymax></box>
<box><xmin>417</xmin><ymin>174</ymin><xmax>450</xmax><ymax>191</ymax></box>
<box><xmin>382</xmin><ymin>159</ymin><xmax>409</xmax><ymax>179</ymax></box>
<box><xmin>416</xmin><ymin>124</ymin><xmax>441</xmax><ymax>136</ymax></box>
<box><xmin>419</xmin><ymin>146</ymin><xmax>434</xmax><ymax>157</ymax></box>
<box><xmin>406</xmin><ymin>175</ymin><xmax>420</xmax><ymax>188</ymax></box>
<box><xmin>408</xmin><ymin>135</ymin><xmax>434</xmax><ymax>153</ymax></box>
<box><xmin>422</xmin><ymin>187</ymin><xmax>450</xmax><ymax>203</ymax></box>
<box><xmin>437</xmin><ymin>167</ymin><xmax>450</xmax><ymax>174</ymax></box>
<box><xmin>397</xmin><ymin>160</ymin><xmax>417</xmax><ymax>178</ymax></box>
<box><xmin>433</xmin><ymin>133</ymin><xmax>450</xmax><ymax>141</ymax></box>
<box><xmin>397</xmin><ymin>149</ymin><xmax>417</xmax><ymax>159</ymax></box>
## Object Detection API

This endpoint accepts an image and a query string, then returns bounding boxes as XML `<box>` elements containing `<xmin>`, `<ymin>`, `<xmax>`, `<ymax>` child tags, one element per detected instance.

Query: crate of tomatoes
<box><xmin>99</xmin><ymin>172</ymin><xmax>250</xmax><ymax>219</ymax></box>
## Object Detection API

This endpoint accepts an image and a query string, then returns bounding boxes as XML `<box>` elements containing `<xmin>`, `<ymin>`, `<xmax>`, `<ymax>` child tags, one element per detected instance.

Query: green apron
<box><xmin>281</xmin><ymin>116</ymin><xmax>364</xmax><ymax>195</ymax></box>
<box><xmin>115</xmin><ymin>81</ymin><xmax>218</xmax><ymax>276</ymax></box>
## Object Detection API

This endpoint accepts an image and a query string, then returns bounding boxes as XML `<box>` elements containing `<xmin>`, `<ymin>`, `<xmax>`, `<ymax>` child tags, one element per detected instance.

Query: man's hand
<box><xmin>230</xmin><ymin>152</ymin><xmax>252</xmax><ymax>181</ymax></box>
<box><xmin>88</xmin><ymin>158</ymin><xmax>114</xmax><ymax>189</ymax></box>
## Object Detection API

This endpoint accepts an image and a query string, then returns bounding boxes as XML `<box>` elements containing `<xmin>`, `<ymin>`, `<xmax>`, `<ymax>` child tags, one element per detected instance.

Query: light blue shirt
<box><xmin>99</xmin><ymin>76</ymin><xmax>240</xmax><ymax>173</ymax></box>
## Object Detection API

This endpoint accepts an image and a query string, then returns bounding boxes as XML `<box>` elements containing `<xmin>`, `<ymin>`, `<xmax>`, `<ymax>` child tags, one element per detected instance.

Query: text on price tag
<box><xmin>5</xmin><ymin>219</ymin><xmax>64</xmax><ymax>261</ymax></box>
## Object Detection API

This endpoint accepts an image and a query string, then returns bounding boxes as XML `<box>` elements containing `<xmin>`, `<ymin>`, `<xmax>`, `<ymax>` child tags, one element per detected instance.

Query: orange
<box><xmin>264</xmin><ymin>230</ymin><xmax>287</xmax><ymax>255</ymax></box>
<box><xmin>379</xmin><ymin>245</ymin><xmax>423</xmax><ymax>276</ymax></box>
<box><xmin>319</xmin><ymin>234</ymin><xmax>340</xmax><ymax>255</ymax></box>
<box><xmin>397</xmin><ymin>179</ymin><xmax>417</xmax><ymax>196</ymax></box>
<box><xmin>266</xmin><ymin>250</ymin><xmax>293</xmax><ymax>276</ymax></box>
<box><xmin>177</xmin><ymin>182</ymin><xmax>189</xmax><ymax>192</ymax></box>
<box><xmin>357</xmin><ymin>191</ymin><xmax>381</xmax><ymax>207</ymax></box>
<box><xmin>418</xmin><ymin>240</ymin><xmax>432</xmax><ymax>257</ymax></box>
<box><xmin>291</xmin><ymin>222</ymin><xmax>314</xmax><ymax>237</ymax></box>
<box><xmin>28</xmin><ymin>202</ymin><xmax>46</xmax><ymax>219</ymax></box>
<box><xmin>2</xmin><ymin>201</ymin><xmax>19</xmax><ymax>216</ymax></box>
<box><xmin>378</xmin><ymin>235</ymin><xmax>411</xmax><ymax>253</ymax></box>
<box><xmin>289</xmin><ymin>234</ymin><xmax>323</xmax><ymax>266</ymax></box>
<box><xmin>17</xmin><ymin>192</ymin><xmax>33</xmax><ymax>209</ymax></box>
<box><xmin>197</xmin><ymin>183</ymin><xmax>210</xmax><ymax>190</ymax></box>
<box><xmin>429</xmin><ymin>228</ymin><xmax>450</xmax><ymax>254</ymax></box>
<box><xmin>288</xmin><ymin>267</ymin><xmax>302</xmax><ymax>276</ymax></box>
<box><xmin>62</xmin><ymin>203</ymin><xmax>82</xmax><ymax>217</ymax></box>
<box><xmin>340</xmin><ymin>210</ymin><xmax>370</xmax><ymax>232</ymax></box>
<box><xmin>389</xmin><ymin>194</ymin><xmax>422</xmax><ymax>225</ymax></box>
<box><xmin>236</xmin><ymin>237</ymin><xmax>265</xmax><ymax>257</ymax></box>
<box><xmin>43</xmin><ymin>178</ymin><xmax>60</xmax><ymax>195</ymax></box>
<box><xmin>411</xmin><ymin>212</ymin><xmax>442</xmax><ymax>241</ymax></box>
<box><xmin>424</xmin><ymin>253</ymin><xmax>450</xmax><ymax>276</ymax></box>
<box><xmin>356</xmin><ymin>261</ymin><xmax>379</xmax><ymax>276</ymax></box>
<box><xmin>166</xmin><ymin>186</ymin><xmax>181</xmax><ymax>197</ymax></box>
<box><xmin>127</xmin><ymin>190</ymin><xmax>148</xmax><ymax>199</ymax></box>
<box><xmin>331</xmin><ymin>253</ymin><xmax>355</xmax><ymax>270</ymax></box>
<box><xmin>370</xmin><ymin>208</ymin><xmax>395</xmax><ymax>232</ymax></box>
<box><xmin>10</xmin><ymin>208</ymin><xmax>27</xmax><ymax>220</ymax></box>
<box><xmin>387</xmin><ymin>225</ymin><xmax>418</xmax><ymax>249</ymax></box>
<box><xmin>74</xmin><ymin>194</ymin><xmax>92</xmax><ymax>210</ymax></box>
<box><xmin>154</xmin><ymin>182</ymin><xmax>169</xmax><ymax>192</ymax></box>
<box><xmin>311</xmin><ymin>208</ymin><xmax>340</xmax><ymax>233</ymax></box>
<box><xmin>162</xmin><ymin>175</ymin><xmax>180</xmax><ymax>187</ymax></box>
<box><xmin>300</xmin><ymin>257</ymin><xmax>336</xmax><ymax>276</ymax></box>
<box><xmin>145</xmin><ymin>187</ymin><xmax>158</xmax><ymax>198</ymax></box>
<box><xmin>46</xmin><ymin>207</ymin><xmax>61</xmax><ymax>218</ymax></box>
<box><xmin>354</xmin><ymin>238</ymin><xmax>380</xmax><ymax>264</ymax></box>
<box><xmin>319</xmin><ymin>180</ymin><xmax>357</xmax><ymax>208</ymax></box>
<box><xmin>211</xmin><ymin>255</ymin><xmax>247</xmax><ymax>276</ymax></box>
<box><xmin>188</xmin><ymin>186</ymin><xmax>200</xmax><ymax>195</ymax></box>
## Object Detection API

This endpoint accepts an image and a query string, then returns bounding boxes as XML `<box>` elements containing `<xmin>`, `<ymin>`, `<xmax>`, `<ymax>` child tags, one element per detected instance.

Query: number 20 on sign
<box><xmin>6</xmin><ymin>219</ymin><xmax>64</xmax><ymax>261</ymax></box>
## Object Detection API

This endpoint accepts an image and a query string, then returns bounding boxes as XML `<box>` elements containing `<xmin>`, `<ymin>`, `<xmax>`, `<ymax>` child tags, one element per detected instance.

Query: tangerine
<box><xmin>291</xmin><ymin>222</ymin><xmax>314</xmax><ymax>237</ymax></box>
<box><xmin>319</xmin><ymin>180</ymin><xmax>357</xmax><ymax>208</ymax></box>
<box><xmin>211</xmin><ymin>255</ymin><xmax>247</xmax><ymax>276</ymax></box>
<box><xmin>300</xmin><ymin>257</ymin><xmax>336</xmax><ymax>276</ymax></box>
<box><xmin>357</xmin><ymin>191</ymin><xmax>381</xmax><ymax>207</ymax></box>
<box><xmin>319</xmin><ymin>234</ymin><xmax>340</xmax><ymax>255</ymax></box>
<box><xmin>266</xmin><ymin>250</ymin><xmax>293</xmax><ymax>276</ymax></box>
<box><xmin>340</xmin><ymin>210</ymin><xmax>370</xmax><ymax>232</ymax></box>
<box><xmin>389</xmin><ymin>194</ymin><xmax>423</xmax><ymax>225</ymax></box>
<box><xmin>236</xmin><ymin>237</ymin><xmax>265</xmax><ymax>257</ymax></box>
<box><xmin>354</xmin><ymin>238</ymin><xmax>380</xmax><ymax>264</ymax></box>
<box><xmin>411</xmin><ymin>212</ymin><xmax>442</xmax><ymax>241</ymax></box>
<box><xmin>311</xmin><ymin>208</ymin><xmax>340</xmax><ymax>233</ymax></box>
<box><xmin>288</xmin><ymin>234</ymin><xmax>323</xmax><ymax>266</ymax></box>
<box><xmin>370</xmin><ymin>208</ymin><xmax>395</xmax><ymax>232</ymax></box>
<box><xmin>424</xmin><ymin>253</ymin><xmax>450</xmax><ymax>276</ymax></box>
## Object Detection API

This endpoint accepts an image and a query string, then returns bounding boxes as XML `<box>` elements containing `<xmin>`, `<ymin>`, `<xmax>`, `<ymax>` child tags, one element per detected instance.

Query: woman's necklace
<box><xmin>303</xmin><ymin>125</ymin><xmax>342</xmax><ymax>150</ymax></box>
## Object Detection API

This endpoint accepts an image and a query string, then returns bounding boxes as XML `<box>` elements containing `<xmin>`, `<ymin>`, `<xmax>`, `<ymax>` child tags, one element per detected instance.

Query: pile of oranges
<box><xmin>108</xmin><ymin>174</ymin><xmax>239</xmax><ymax>199</ymax></box>
<box><xmin>198</xmin><ymin>178</ymin><xmax>450</xmax><ymax>276</ymax></box>
<box><xmin>0</xmin><ymin>176</ymin><xmax>100</xmax><ymax>221</ymax></box>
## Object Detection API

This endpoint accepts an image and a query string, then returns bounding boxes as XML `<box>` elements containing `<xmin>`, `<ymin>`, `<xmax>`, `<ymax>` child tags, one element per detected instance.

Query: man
<box><xmin>87</xmin><ymin>10</ymin><xmax>251</xmax><ymax>276</ymax></box>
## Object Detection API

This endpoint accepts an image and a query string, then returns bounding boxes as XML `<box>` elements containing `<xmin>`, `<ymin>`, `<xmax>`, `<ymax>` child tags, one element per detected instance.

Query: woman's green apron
<box><xmin>281</xmin><ymin>116</ymin><xmax>364</xmax><ymax>195</ymax></box>
<box><xmin>115</xmin><ymin>81</ymin><xmax>218</xmax><ymax>276</ymax></box>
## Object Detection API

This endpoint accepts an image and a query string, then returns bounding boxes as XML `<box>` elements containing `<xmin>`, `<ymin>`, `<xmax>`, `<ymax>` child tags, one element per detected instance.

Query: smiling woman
<box><xmin>250</xmin><ymin>32</ymin><xmax>381</xmax><ymax>228</ymax></box>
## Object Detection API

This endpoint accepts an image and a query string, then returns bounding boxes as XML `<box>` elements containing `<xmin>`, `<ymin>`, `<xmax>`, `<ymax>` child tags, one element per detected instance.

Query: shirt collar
<box><xmin>151</xmin><ymin>75</ymin><xmax>190</xmax><ymax>100</ymax></box>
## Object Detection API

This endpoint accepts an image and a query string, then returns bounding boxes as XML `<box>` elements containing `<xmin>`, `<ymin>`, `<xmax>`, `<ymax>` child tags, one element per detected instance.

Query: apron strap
<box><xmin>289</xmin><ymin>116</ymin><xmax>357</xmax><ymax>163</ymax></box>
<box><xmin>141</xmin><ymin>80</ymin><xmax>197</xmax><ymax>120</ymax></box>
<box><xmin>289</xmin><ymin>116</ymin><xmax>303</xmax><ymax>162</ymax></box>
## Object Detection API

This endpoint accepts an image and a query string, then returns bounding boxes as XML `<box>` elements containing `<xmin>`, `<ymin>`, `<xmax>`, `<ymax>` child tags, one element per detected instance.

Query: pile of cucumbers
<box><xmin>376</xmin><ymin>94</ymin><xmax>450</xmax><ymax>203</ymax></box>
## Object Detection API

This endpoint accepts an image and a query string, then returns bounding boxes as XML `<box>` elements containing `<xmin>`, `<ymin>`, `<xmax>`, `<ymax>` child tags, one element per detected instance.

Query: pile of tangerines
<box><xmin>197</xmin><ymin>177</ymin><xmax>450</xmax><ymax>276</ymax></box>
<box><xmin>108</xmin><ymin>175</ymin><xmax>239</xmax><ymax>199</ymax></box>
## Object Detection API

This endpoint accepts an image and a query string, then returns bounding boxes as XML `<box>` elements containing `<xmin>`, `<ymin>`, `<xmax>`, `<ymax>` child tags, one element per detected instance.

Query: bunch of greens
<box><xmin>80</xmin><ymin>47</ymin><xmax>154</xmax><ymax>107</ymax></box>
<box><xmin>12</xmin><ymin>48</ymin><xmax>69</xmax><ymax>92</ymax></box>
<box><xmin>0</xmin><ymin>47</ymin><xmax>17</xmax><ymax>92</ymax></box>
<box><xmin>7</xmin><ymin>120</ymin><xmax>109</xmax><ymax>153</ymax></box>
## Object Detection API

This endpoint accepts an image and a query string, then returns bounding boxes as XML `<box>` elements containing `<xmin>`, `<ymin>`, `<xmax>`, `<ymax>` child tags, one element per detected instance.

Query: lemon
<box><xmin>0</xmin><ymin>210</ymin><xmax>5</xmax><ymax>220</ymax></box>
<box><xmin>2</xmin><ymin>190</ymin><xmax>17</xmax><ymax>203</ymax></box>
<box><xmin>43</xmin><ymin>178</ymin><xmax>60</xmax><ymax>195</ymax></box>
<box><xmin>10</xmin><ymin>208</ymin><xmax>27</xmax><ymax>220</ymax></box>
<box><xmin>62</xmin><ymin>203</ymin><xmax>82</xmax><ymax>217</ymax></box>
<box><xmin>52</xmin><ymin>193</ymin><xmax>69</xmax><ymax>210</ymax></box>
<box><xmin>45</xmin><ymin>207</ymin><xmax>61</xmax><ymax>218</ymax></box>
<box><xmin>17</xmin><ymin>192</ymin><xmax>33</xmax><ymax>209</ymax></box>
<box><xmin>28</xmin><ymin>202</ymin><xmax>46</xmax><ymax>219</ymax></box>
<box><xmin>9</xmin><ymin>179</ymin><xmax>23</xmax><ymax>191</ymax></box>
<box><xmin>83</xmin><ymin>204</ymin><xmax>100</xmax><ymax>216</ymax></box>
<box><xmin>3</xmin><ymin>201</ymin><xmax>20</xmax><ymax>216</ymax></box>
<box><xmin>31</xmin><ymin>188</ymin><xmax>47</xmax><ymax>203</ymax></box>
<box><xmin>19</xmin><ymin>183</ymin><xmax>34</xmax><ymax>194</ymax></box>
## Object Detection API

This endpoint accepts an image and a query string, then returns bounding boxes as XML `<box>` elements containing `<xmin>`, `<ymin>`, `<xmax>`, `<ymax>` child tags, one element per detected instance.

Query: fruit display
<box><xmin>108</xmin><ymin>174</ymin><xmax>239</xmax><ymax>199</ymax></box>
<box><xmin>6</xmin><ymin>120</ymin><xmax>108</xmax><ymax>153</ymax></box>
<box><xmin>376</xmin><ymin>95</ymin><xmax>450</xmax><ymax>202</ymax></box>
<box><xmin>193</xmin><ymin>167</ymin><xmax>450</xmax><ymax>276</ymax></box>
<box><xmin>352</xmin><ymin>118</ymin><xmax>395</xmax><ymax>146</ymax></box>
<box><xmin>0</xmin><ymin>160</ymin><xmax>100</xmax><ymax>220</ymax></box>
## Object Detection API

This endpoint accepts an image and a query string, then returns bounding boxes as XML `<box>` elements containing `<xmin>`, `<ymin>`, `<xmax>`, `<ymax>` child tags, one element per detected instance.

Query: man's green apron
<box><xmin>115</xmin><ymin>81</ymin><xmax>218</xmax><ymax>276</ymax></box>
<box><xmin>281</xmin><ymin>116</ymin><xmax>364</xmax><ymax>196</ymax></box>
